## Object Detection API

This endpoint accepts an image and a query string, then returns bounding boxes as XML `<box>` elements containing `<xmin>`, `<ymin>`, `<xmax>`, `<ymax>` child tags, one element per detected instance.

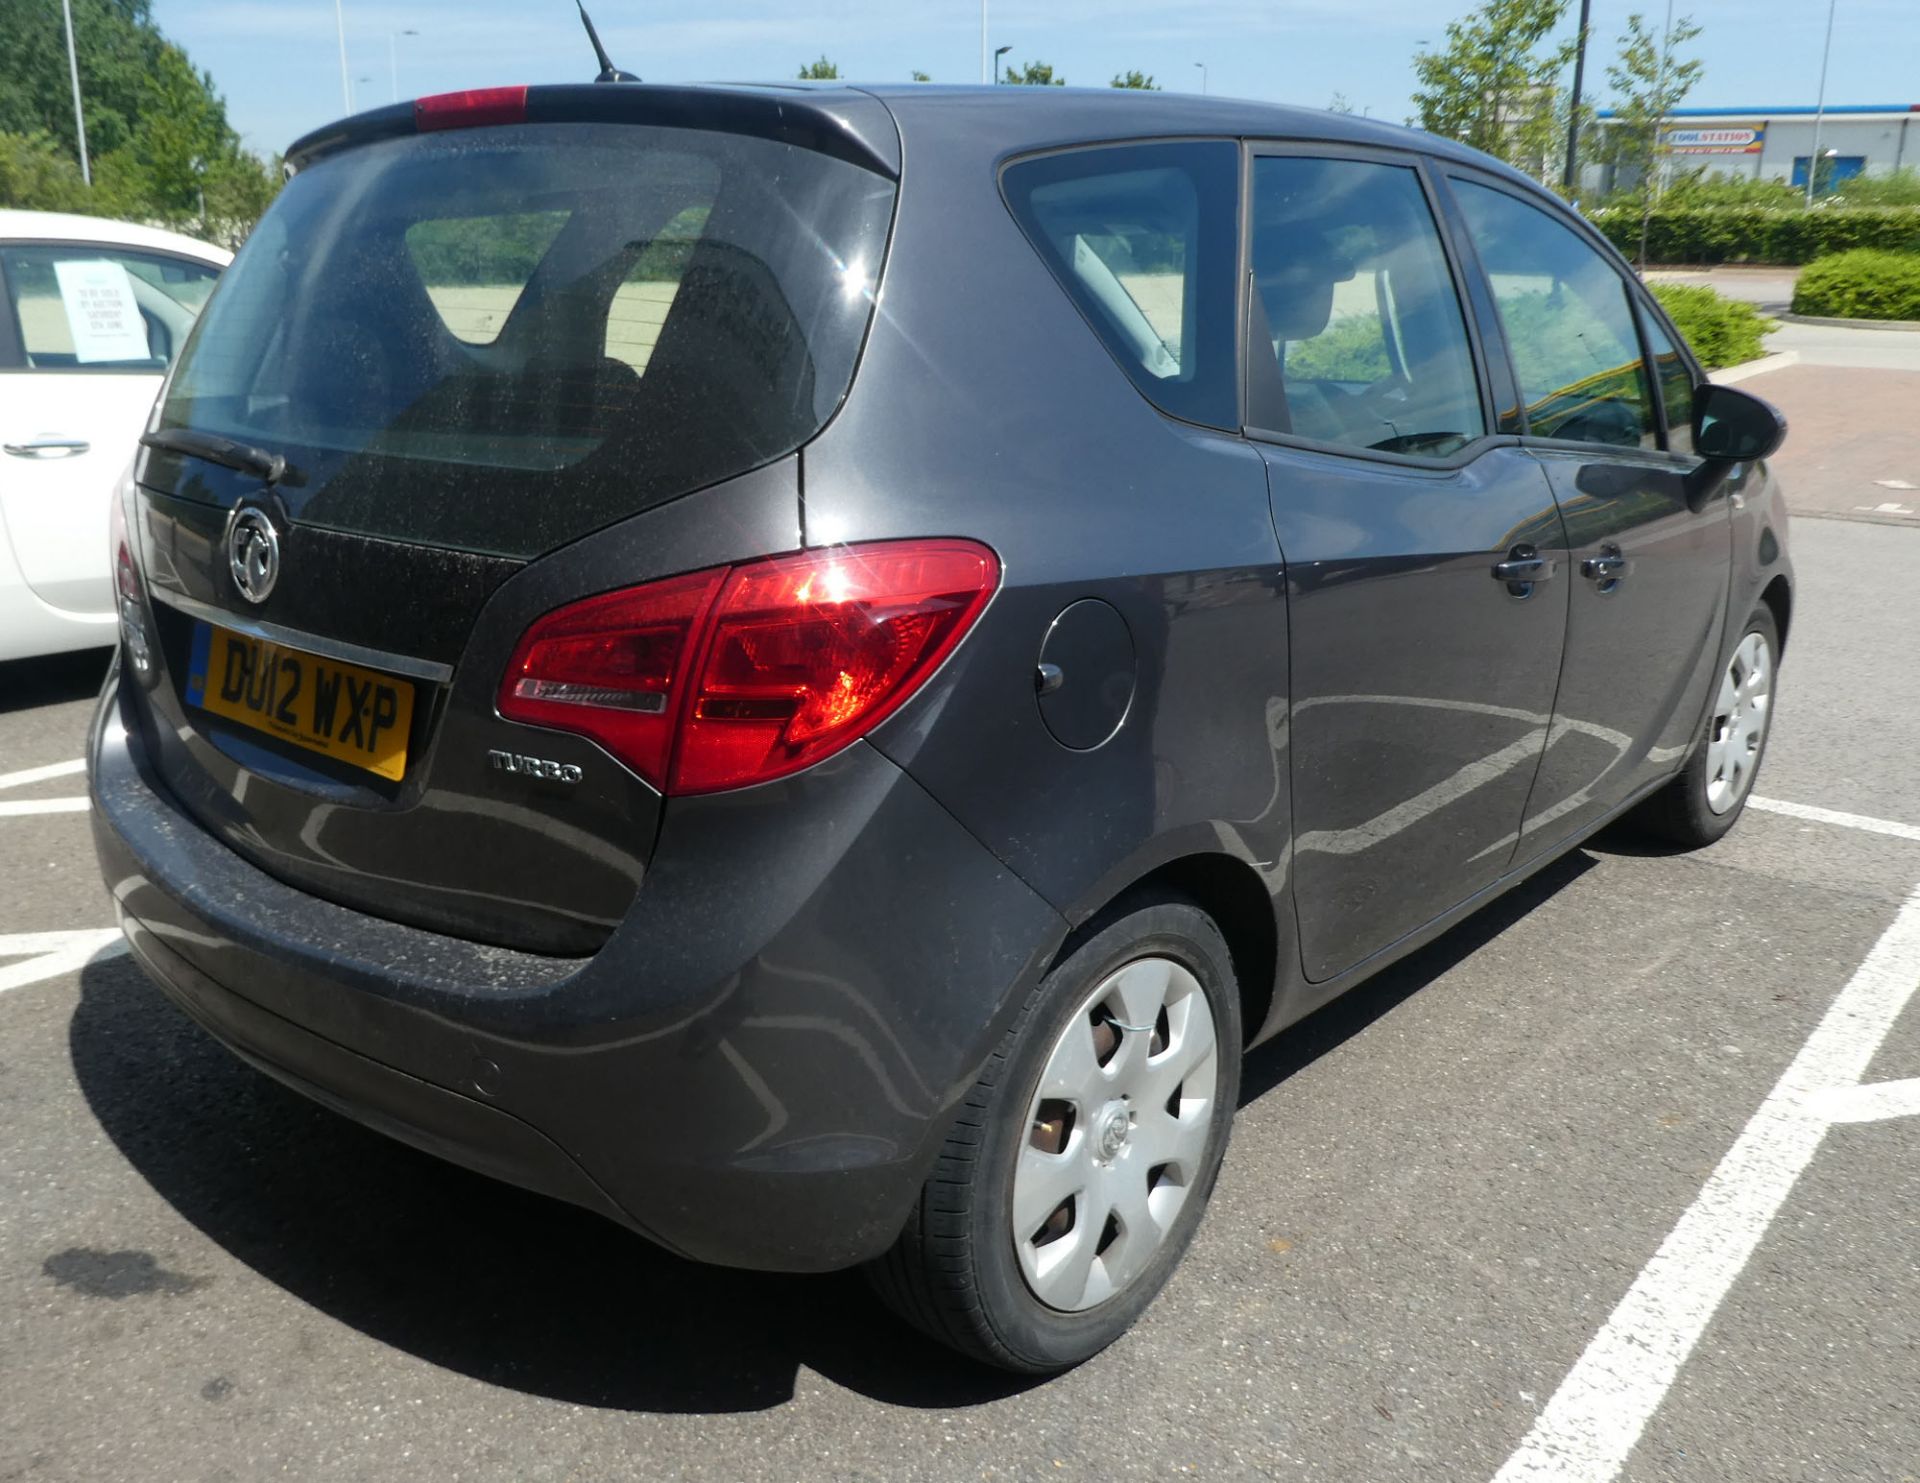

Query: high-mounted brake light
<box><xmin>415</xmin><ymin>86</ymin><xmax>530</xmax><ymax>133</ymax></box>
<box><xmin>498</xmin><ymin>540</ymin><xmax>1001</xmax><ymax>795</ymax></box>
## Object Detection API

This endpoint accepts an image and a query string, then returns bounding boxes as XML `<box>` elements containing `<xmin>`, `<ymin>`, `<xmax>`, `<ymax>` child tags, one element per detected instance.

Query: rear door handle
<box><xmin>1492</xmin><ymin>544</ymin><xmax>1555</xmax><ymax>597</ymax></box>
<box><xmin>3</xmin><ymin>436</ymin><xmax>91</xmax><ymax>459</ymax></box>
<box><xmin>1581</xmin><ymin>545</ymin><xmax>1632</xmax><ymax>588</ymax></box>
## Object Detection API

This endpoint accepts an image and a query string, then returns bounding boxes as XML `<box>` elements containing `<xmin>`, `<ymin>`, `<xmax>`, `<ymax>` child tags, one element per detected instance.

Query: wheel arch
<box><xmin>1760</xmin><ymin>573</ymin><xmax>1792</xmax><ymax>655</ymax></box>
<box><xmin>1050</xmin><ymin>851</ymin><xmax>1281</xmax><ymax>1051</ymax></box>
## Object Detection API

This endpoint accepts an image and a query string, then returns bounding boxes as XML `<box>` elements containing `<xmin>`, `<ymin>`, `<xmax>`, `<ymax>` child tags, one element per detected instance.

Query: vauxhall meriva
<box><xmin>92</xmin><ymin>82</ymin><xmax>1792</xmax><ymax>1372</ymax></box>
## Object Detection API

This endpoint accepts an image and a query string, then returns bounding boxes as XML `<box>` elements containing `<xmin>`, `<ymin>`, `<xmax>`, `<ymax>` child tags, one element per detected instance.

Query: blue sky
<box><xmin>150</xmin><ymin>0</ymin><xmax>1920</xmax><ymax>160</ymax></box>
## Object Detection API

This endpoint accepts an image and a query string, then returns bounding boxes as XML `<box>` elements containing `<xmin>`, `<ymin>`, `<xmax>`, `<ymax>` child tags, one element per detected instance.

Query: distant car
<box><xmin>0</xmin><ymin>211</ymin><xmax>227</xmax><ymax>662</ymax></box>
<box><xmin>92</xmin><ymin>85</ymin><xmax>1792</xmax><ymax>1372</ymax></box>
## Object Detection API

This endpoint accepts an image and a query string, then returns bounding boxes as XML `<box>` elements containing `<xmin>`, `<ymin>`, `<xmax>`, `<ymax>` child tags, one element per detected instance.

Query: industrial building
<box><xmin>1582</xmin><ymin>103</ymin><xmax>1920</xmax><ymax>194</ymax></box>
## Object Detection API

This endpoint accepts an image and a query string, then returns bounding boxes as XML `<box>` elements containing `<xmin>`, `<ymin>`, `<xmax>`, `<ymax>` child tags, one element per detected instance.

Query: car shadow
<box><xmin>70</xmin><ymin>848</ymin><xmax>1594</xmax><ymax>1415</ymax></box>
<box><xmin>1577</xmin><ymin>816</ymin><xmax>1699</xmax><ymax>859</ymax></box>
<box><xmin>1</xmin><ymin>649</ymin><xmax>111</xmax><ymax>715</ymax></box>
<box><xmin>1239</xmin><ymin>848</ymin><xmax>1596</xmax><ymax>1107</ymax></box>
<box><xmin>68</xmin><ymin>954</ymin><xmax>1039</xmax><ymax>1415</ymax></box>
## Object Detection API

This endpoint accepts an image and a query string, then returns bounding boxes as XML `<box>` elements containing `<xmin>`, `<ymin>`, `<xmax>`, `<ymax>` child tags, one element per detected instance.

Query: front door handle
<box><xmin>3</xmin><ymin>436</ymin><xmax>91</xmax><ymax>459</ymax></box>
<box><xmin>1492</xmin><ymin>544</ymin><xmax>1556</xmax><ymax>597</ymax></box>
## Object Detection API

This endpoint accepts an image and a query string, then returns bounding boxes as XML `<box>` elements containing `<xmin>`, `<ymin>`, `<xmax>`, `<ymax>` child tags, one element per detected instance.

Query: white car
<box><xmin>1</xmin><ymin>211</ymin><xmax>228</xmax><ymax>662</ymax></box>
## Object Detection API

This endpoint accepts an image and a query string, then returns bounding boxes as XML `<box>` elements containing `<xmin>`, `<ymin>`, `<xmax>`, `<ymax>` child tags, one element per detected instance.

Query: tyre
<box><xmin>1638</xmin><ymin>605</ymin><xmax>1779</xmax><ymax>847</ymax></box>
<box><xmin>869</xmin><ymin>897</ymin><xmax>1243</xmax><ymax>1372</ymax></box>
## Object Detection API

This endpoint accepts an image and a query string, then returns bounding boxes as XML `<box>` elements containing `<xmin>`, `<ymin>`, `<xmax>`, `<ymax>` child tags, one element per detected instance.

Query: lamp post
<box><xmin>390</xmin><ymin>28</ymin><xmax>418</xmax><ymax>102</ymax></box>
<box><xmin>60</xmin><ymin>0</ymin><xmax>90</xmax><ymax>186</ymax></box>
<box><xmin>1562</xmin><ymin>0</ymin><xmax>1593</xmax><ymax>194</ymax></box>
<box><xmin>1194</xmin><ymin>61</ymin><xmax>1207</xmax><ymax>96</ymax></box>
<box><xmin>1805</xmin><ymin>0</ymin><xmax>1838</xmax><ymax>206</ymax></box>
<box><xmin>334</xmin><ymin>0</ymin><xmax>352</xmax><ymax>113</ymax></box>
<box><xmin>993</xmin><ymin>44</ymin><xmax>1011</xmax><ymax>83</ymax></box>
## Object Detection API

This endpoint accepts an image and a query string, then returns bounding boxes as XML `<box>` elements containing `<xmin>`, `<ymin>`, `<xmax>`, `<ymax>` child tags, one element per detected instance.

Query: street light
<box><xmin>390</xmin><ymin>28</ymin><xmax>419</xmax><ymax>103</ymax></box>
<box><xmin>1805</xmin><ymin>0</ymin><xmax>1838</xmax><ymax>207</ymax></box>
<box><xmin>1563</xmin><ymin>0</ymin><xmax>1593</xmax><ymax>193</ymax></box>
<box><xmin>60</xmin><ymin>0</ymin><xmax>89</xmax><ymax>186</ymax></box>
<box><xmin>1194</xmin><ymin>61</ymin><xmax>1207</xmax><ymax>96</ymax></box>
<box><xmin>334</xmin><ymin>0</ymin><xmax>351</xmax><ymax>114</ymax></box>
<box><xmin>994</xmin><ymin>44</ymin><xmax>1011</xmax><ymax>83</ymax></box>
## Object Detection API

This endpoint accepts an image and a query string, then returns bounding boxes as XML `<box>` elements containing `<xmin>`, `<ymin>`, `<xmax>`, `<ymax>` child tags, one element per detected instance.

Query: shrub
<box><xmin>1648</xmin><ymin>281</ymin><xmax>1776</xmax><ymax>368</ymax></box>
<box><xmin>1598</xmin><ymin>171</ymin><xmax>1802</xmax><ymax>212</ymax></box>
<box><xmin>0</xmin><ymin>131</ymin><xmax>91</xmax><ymax>213</ymax></box>
<box><xmin>1791</xmin><ymin>249</ymin><xmax>1920</xmax><ymax>321</ymax></box>
<box><xmin>1588</xmin><ymin>205</ymin><xmax>1920</xmax><ymax>265</ymax></box>
<box><xmin>1828</xmin><ymin>168</ymin><xmax>1920</xmax><ymax>209</ymax></box>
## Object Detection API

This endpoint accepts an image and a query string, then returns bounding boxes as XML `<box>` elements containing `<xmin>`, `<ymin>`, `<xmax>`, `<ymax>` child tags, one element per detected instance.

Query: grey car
<box><xmin>91</xmin><ymin>82</ymin><xmax>1791</xmax><ymax>1372</ymax></box>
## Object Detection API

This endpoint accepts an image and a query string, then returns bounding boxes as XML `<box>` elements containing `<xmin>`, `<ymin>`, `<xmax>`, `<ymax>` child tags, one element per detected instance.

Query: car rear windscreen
<box><xmin>155</xmin><ymin>122</ymin><xmax>896</xmax><ymax>557</ymax></box>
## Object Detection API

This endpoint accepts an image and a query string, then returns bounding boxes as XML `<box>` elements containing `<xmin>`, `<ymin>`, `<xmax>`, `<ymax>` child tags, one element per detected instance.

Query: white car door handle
<box><xmin>3</xmin><ymin>437</ymin><xmax>91</xmax><ymax>458</ymax></box>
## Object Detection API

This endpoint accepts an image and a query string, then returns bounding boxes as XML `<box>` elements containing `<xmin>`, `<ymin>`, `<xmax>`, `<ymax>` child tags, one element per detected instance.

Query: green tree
<box><xmin>0</xmin><ymin>0</ymin><xmax>171</xmax><ymax>162</ymax></box>
<box><xmin>0</xmin><ymin>0</ymin><xmax>279</xmax><ymax>239</ymax></box>
<box><xmin>1410</xmin><ymin>0</ymin><xmax>1576</xmax><ymax>178</ymax></box>
<box><xmin>798</xmin><ymin>55</ymin><xmax>839</xmax><ymax>80</ymax></box>
<box><xmin>130</xmin><ymin>45</ymin><xmax>227</xmax><ymax>214</ymax></box>
<box><xmin>1004</xmin><ymin>60</ymin><xmax>1065</xmax><ymax>86</ymax></box>
<box><xmin>911</xmin><ymin>69</ymin><xmax>931</xmax><ymax>82</ymax></box>
<box><xmin>1110</xmin><ymin>70</ymin><xmax>1159</xmax><ymax>90</ymax></box>
<box><xmin>1328</xmin><ymin>92</ymin><xmax>1355</xmax><ymax>115</ymax></box>
<box><xmin>1602</xmin><ymin>12</ymin><xmax>1704</xmax><ymax>202</ymax></box>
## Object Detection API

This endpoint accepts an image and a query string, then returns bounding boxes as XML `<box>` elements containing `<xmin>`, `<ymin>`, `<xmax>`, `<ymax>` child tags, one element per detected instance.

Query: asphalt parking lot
<box><xmin>4</xmin><ymin>509</ymin><xmax>1918</xmax><ymax>1482</ymax></box>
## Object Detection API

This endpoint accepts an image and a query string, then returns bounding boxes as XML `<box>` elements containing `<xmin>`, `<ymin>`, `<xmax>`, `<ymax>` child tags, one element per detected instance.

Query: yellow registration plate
<box><xmin>185</xmin><ymin>621</ymin><xmax>415</xmax><ymax>781</ymax></box>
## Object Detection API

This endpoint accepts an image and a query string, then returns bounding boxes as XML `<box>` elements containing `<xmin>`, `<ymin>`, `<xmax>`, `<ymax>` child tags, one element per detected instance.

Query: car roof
<box><xmin>813</xmin><ymin>82</ymin><xmax>1546</xmax><ymax>190</ymax></box>
<box><xmin>0</xmin><ymin>210</ymin><xmax>232</xmax><ymax>265</ymax></box>
<box><xmin>298</xmin><ymin>82</ymin><xmax>1549</xmax><ymax>206</ymax></box>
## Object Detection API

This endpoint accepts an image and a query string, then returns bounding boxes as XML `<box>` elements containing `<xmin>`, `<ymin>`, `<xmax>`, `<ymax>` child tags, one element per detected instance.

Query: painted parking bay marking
<box><xmin>0</xmin><ymin>757</ymin><xmax>87</xmax><ymax>816</ymax></box>
<box><xmin>0</xmin><ymin>929</ymin><xmax>127</xmax><ymax>995</ymax></box>
<box><xmin>1747</xmin><ymin>794</ymin><xmax>1920</xmax><ymax>844</ymax></box>
<box><xmin>1492</xmin><ymin>876</ymin><xmax>1920</xmax><ymax>1483</ymax></box>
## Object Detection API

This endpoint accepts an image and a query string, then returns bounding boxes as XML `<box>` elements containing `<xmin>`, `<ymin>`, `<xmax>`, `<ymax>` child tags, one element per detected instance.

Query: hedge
<box><xmin>1791</xmin><ymin>249</ymin><xmax>1920</xmax><ymax>321</ymax></box>
<box><xmin>1647</xmin><ymin>282</ymin><xmax>1775</xmax><ymax>368</ymax></box>
<box><xmin>1587</xmin><ymin>206</ymin><xmax>1920</xmax><ymax>266</ymax></box>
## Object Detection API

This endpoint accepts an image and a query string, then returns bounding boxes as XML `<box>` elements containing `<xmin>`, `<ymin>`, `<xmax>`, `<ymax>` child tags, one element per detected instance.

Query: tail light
<box><xmin>108</xmin><ymin>472</ymin><xmax>151</xmax><ymax>676</ymax></box>
<box><xmin>498</xmin><ymin>539</ymin><xmax>1000</xmax><ymax>795</ymax></box>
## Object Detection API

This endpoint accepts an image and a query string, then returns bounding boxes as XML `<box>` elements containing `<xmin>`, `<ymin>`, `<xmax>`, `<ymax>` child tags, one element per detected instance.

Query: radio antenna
<box><xmin>575</xmin><ymin>1</ymin><xmax>639</xmax><ymax>82</ymax></box>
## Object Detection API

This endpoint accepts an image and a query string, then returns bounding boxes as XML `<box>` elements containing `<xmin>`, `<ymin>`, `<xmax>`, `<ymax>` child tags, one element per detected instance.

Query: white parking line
<box><xmin>1748</xmin><ymin>795</ymin><xmax>1920</xmax><ymax>844</ymax></box>
<box><xmin>0</xmin><ymin>797</ymin><xmax>89</xmax><ymax>817</ymax></box>
<box><xmin>0</xmin><ymin>758</ymin><xmax>90</xmax><ymax>816</ymax></box>
<box><xmin>1492</xmin><ymin>879</ymin><xmax>1920</xmax><ymax>1483</ymax></box>
<box><xmin>0</xmin><ymin>928</ymin><xmax>127</xmax><ymax>995</ymax></box>
<box><xmin>0</xmin><ymin>758</ymin><xmax>86</xmax><ymax>790</ymax></box>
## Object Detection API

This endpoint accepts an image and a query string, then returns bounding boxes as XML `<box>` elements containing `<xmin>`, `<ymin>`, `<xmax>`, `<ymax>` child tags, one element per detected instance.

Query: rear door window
<box><xmin>1002</xmin><ymin>141</ymin><xmax>1239</xmax><ymax>431</ymax></box>
<box><xmin>1247</xmin><ymin>154</ymin><xmax>1486</xmax><ymax>458</ymax></box>
<box><xmin>155</xmin><ymin>123</ymin><xmax>895</xmax><ymax>558</ymax></box>
<box><xmin>1451</xmin><ymin>178</ymin><xmax>1656</xmax><ymax>450</ymax></box>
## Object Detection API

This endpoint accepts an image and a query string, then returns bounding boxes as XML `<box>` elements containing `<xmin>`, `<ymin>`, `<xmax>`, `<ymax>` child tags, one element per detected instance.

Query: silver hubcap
<box><xmin>1011</xmin><ymin>956</ymin><xmax>1220</xmax><ymax>1312</ymax></box>
<box><xmin>1707</xmin><ymin>630</ymin><xmax>1772</xmax><ymax>815</ymax></box>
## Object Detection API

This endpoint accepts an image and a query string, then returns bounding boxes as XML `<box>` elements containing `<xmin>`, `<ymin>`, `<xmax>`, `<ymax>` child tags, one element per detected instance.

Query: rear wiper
<box><xmin>139</xmin><ymin>428</ymin><xmax>291</xmax><ymax>486</ymax></box>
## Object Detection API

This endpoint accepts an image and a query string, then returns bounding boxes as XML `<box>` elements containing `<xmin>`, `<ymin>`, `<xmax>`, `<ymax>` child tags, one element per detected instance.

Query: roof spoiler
<box><xmin>283</xmin><ymin>83</ymin><xmax>900</xmax><ymax>180</ymax></box>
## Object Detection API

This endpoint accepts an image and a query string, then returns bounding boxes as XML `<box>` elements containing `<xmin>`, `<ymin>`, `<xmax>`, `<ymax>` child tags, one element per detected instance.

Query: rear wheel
<box><xmin>1638</xmin><ymin>606</ymin><xmax>1778</xmax><ymax>847</ymax></box>
<box><xmin>869</xmin><ymin>898</ymin><xmax>1242</xmax><ymax>1372</ymax></box>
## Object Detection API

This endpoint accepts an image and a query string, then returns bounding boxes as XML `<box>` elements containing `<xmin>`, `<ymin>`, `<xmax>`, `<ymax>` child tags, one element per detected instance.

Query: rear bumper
<box><xmin>91</xmin><ymin>662</ymin><xmax>1066</xmax><ymax>1272</ymax></box>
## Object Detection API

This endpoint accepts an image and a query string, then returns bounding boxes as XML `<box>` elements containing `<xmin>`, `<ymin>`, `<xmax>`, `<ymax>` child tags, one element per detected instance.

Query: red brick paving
<box><xmin>1752</xmin><ymin>365</ymin><xmax>1920</xmax><ymax>527</ymax></box>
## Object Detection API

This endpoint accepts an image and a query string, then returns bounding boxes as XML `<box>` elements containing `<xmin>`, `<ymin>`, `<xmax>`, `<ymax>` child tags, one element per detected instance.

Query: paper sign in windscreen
<box><xmin>53</xmin><ymin>259</ymin><xmax>152</xmax><ymax>364</ymax></box>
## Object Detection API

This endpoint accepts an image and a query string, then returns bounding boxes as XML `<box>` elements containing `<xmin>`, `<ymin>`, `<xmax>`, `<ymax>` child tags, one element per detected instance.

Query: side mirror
<box><xmin>1694</xmin><ymin>383</ymin><xmax>1787</xmax><ymax>463</ymax></box>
